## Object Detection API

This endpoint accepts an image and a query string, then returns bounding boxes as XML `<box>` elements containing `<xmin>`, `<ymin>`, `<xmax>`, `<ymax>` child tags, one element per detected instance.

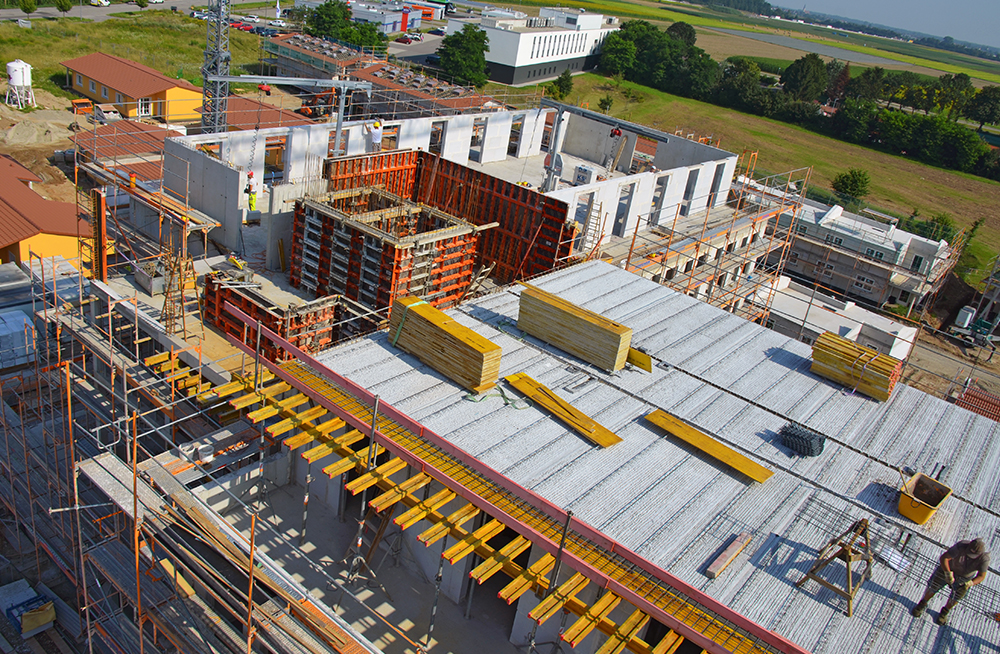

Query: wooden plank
<box><xmin>247</xmin><ymin>393</ymin><xmax>309</xmax><ymax>423</ymax></box>
<box><xmin>370</xmin><ymin>473</ymin><xmax>432</xmax><ymax>513</ymax></box>
<box><xmin>269</xmin><ymin>407</ymin><xmax>333</xmax><ymax>439</ymax></box>
<box><xmin>562</xmin><ymin>591</ymin><xmax>621</xmax><ymax>646</ymax></box>
<box><xmin>706</xmin><ymin>532</ymin><xmax>752</xmax><ymax>579</ymax></box>
<box><xmin>418</xmin><ymin>504</ymin><xmax>480</xmax><ymax>546</ymax></box>
<box><xmin>322</xmin><ymin>445</ymin><xmax>384</xmax><ymax>479</ymax></box>
<box><xmin>518</xmin><ymin>284</ymin><xmax>632</xmax><ymax>372</ymax></box>
<box><xmin>345</xmin><ymin>458</ymin><xmax>407</xmax><ymax>494</ymax></box>
<box><xmin>470</xmin><ymin>536</ymin><xmax>530</xmax><ymax>584</ymax></box>
<box><xmin>651</xmin><ymin>633</ymin><xmax>684</xmax><ymax>654</ymax></box>
<box><xmin>529</xmin><ymin>572</ymin><xmax>589</xmax><ymax>624</ymax></box>
<box><xmin>443</xmin><ymin>519</ymin><xmax>505</xmax><ymax>563</ymax></box>
<box><xmin>595</xmin><ymin>609</ymin><xmax>649</xmax><ymax>654</ymax></box>
<box><xmin>388</xmin><ymin>296</ymin><xmax>502</xmax><ymax>392</ymax></box>
<box><xmin>810</xmin><ymin>331</ymin><xmax>901</xmax><ymax>402</ymax></box>
<box><xmin>627</xmin><ymin>347</ymin><xmax>653</xmax><ymax>372</ymax></box>
<box><xmin>499</xmin><ymin>553</ymin><xmax>555</xmax><ymax>604</ymax></box>
<box><xmin>395</xmin><ymin>488</ymin><xmax>456</xmax><ymax>530</ymax></box>
<box><xmin>506</xmin><ymin>373</ymin><xmax>622</xmax><ymax>448</ymax></box>
<box><xmin>644</xmin><ymin>409</ymin><xmax>773</xmax><ymax>483</ymax></box>
<box><xmin>144</xmin><ymin>351</ymin><xmax>171</xmax><ymax>367</ymax></box>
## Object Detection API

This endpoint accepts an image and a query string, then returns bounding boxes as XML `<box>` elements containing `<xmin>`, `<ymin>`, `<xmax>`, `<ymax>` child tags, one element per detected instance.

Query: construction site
<box><xmin>2</xmin><ymin>57</ymin><xmax>1000</xmax><ymax>654</ymax></box>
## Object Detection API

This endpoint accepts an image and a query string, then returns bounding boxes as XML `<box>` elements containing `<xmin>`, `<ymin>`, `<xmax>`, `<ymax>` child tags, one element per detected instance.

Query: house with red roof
<box><xmin>0</xmin><ymin>156</ymin><xmax>87</xmax><ymax>265</ymax></box>
<box><xmin>61</xmin><ymin>52</ymin><xmax>203</xmax><ymax>123</ymax></box>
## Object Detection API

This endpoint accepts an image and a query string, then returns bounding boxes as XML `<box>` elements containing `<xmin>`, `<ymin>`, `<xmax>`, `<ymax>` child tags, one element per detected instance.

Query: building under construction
<box><xmin>3</xmin><ymin>94</ymin><xmax>995</xmax><ymax>654</ymax></box>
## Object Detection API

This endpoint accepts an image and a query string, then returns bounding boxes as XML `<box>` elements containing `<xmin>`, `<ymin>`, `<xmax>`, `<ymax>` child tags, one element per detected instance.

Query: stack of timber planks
<box><xmin>389</xmin><ymin>296</ymin><xmax>501</xmax><ymax>392</ymax></box>
<box><xmin>810</xmin><ymin>331</ymin><xmax>902</xmax><ymax>402</ymax></box>
<box><xmin>517</xmin><ymin>285</ymin><xmax>632</xmax><ymax>372</ymax></box>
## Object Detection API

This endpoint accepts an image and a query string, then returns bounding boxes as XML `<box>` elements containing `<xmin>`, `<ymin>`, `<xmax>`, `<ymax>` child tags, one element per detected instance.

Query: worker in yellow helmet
<box><xmin>245</xmin><ymin>170</ymin><xmax>257</xmax><ymax>211</ymax></box>
<box><xmin>365</xmin><ymin>119</ymin><xmax>384</xmax><ymax>153</ymax></box>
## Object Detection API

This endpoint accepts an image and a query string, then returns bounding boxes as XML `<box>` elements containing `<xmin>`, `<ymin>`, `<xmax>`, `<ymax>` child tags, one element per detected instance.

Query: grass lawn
<box><xmin>512</xmin><ymin>73</ymin><xmax>1000</xmax><ymax>273</ymax></box>
<box><xmin>0</xmin><ymin>13</ymin><xmax>262</xmax><ymax>96</ymax></box>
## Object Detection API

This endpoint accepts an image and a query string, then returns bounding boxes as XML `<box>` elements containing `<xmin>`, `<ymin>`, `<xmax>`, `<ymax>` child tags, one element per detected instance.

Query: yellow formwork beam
<box><xmin>247</xmin><ymin>393</ymin><xmax>309</xmax><ymax>423</ymax></box>
<box><xmin>145</xmin><ymin>351</ymin><xmax>171</xmax><ymax>367</ymax></box>
<box><xmin>418</xmin><ymin>504</ymin><xmax>480</xmax><ymax>546</ymax></box>
<box><xmin>443</xmin><ymin>519</ymin><xmax>505</xmax><ymax>564</ymax></box>
<box><xmin>345</xmin><ymin>458</ymin><xmax>407</xmax><ymax>495</ymax></box>
<box><xmin>395</xmin><ymin>489</ymin><xmax>456</xmax><ymax>530</ymax></box>
<box><xmin>529</xmin><ymin>572</ymin><xmax>589</xmax><ymax>624</ymax></box>
<box><xmin>269</xmin><ymin>407</ymin><xmax>332</xmax><ymax>439</ymax></box>
<box><xmin>370</xmin><ymin>473</ymin><xmax>432</xmax><ymax>513</ymax></box>
<box><xmin>198</xmin><ymin>371</ymin><xmax>273</xmax><ymax>403</ymax></box>
<box><xmin>644</xmin><ymin>409</ymin><xmax>773</xmax><ymax>483</ymax></box>
<box><xmin>563</xmin><ymin>592</ymin><xmax>621</xmax><ymax>647</ymax></box>
<box><xmin>229</xmin><ymin>382</ymin><xmax>291</xmax><ymax>410</ymax></box>
<box><xmin>651</xmin><ymin>633</ymin><xmax>684</xmax><ymax>654</ymax></box>
<box><xmin>470</xmin><ymin>536</ymin><xmax>530</xmax><ymax>584</ymax></box>
<box><xmin>282</xmin><ymin>418</ymin><xmax>346</xmax><ymax>448</ymax></box>
<box><xmin>322</xmin><ymin>445</ymin><xmax>384</xmax><ymax>479</ymax></box>
<box><xmin>595</xmin><ymin>608</ymin><xmax>649</xmax><ymax>654</ymax></box>
<box><xmin>300</xmin><ymin>430</ymin><xmax>363</xmax><ymax>464</ymax></box>
<box><xmin>505</xmin><ymin>373</ymin><xmax>622</xmax><ymax>448</ymax></box>
<box><xmin>499</xmin><ymin>553</ymin><xmax>555</xmax><ymax>604</ymax></box>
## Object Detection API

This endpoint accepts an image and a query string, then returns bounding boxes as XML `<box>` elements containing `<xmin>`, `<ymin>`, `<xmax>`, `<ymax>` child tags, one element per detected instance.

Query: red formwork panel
<box><xmin>325</xmin><ymin>150</ymin><xmax>419</xmax><ymax>196</ymax></box>
<box><xmin>412</xmin><ymin>151</ymin><xmax>571</xmax><ymax>284</ymax></box>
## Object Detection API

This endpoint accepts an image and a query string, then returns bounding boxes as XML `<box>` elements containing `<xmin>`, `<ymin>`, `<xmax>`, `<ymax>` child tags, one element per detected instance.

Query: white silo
<box><xmin>5</xmin><ymin>60</ymin><xmax>37</xmax><ymax>109</ymax></box>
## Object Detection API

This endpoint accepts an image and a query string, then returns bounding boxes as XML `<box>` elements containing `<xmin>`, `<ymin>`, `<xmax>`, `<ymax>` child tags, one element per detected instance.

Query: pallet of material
<box><xmin>517</xmin><ymin>284</ymin><xmax>632</xmax><ymax>372</ymax></box>
<box><xmin>389</xmin><ymin>296</ymin><xmax>501</xmax><ymax>392</ymax></box>
<box><xmin>810</xmin><ymin>331</ymin><xmax>902</xmax><ymax>402</ymax></box>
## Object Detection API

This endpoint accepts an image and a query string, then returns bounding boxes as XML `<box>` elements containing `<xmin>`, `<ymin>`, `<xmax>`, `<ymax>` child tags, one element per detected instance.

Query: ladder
<box><xmin>579</xmin><ymin>201</ymin><xmax>604</xmax><ymax>255</ymax></box>
<box><xmin>341</xmin><ymin>506</ymin><xmax>395</xmax><ymax>599</ymax></box>
<box><xmin>162</xmin><ymin>253</ymin><xmax>200</xmax><ymax>339</ymax></box>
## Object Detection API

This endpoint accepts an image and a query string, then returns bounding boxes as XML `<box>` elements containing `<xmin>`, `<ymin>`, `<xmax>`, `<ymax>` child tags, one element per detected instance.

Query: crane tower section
<box><xmin>201</xmin><ymin>0</ymin><xmax>231</xmax><ymax>133</ymax></box>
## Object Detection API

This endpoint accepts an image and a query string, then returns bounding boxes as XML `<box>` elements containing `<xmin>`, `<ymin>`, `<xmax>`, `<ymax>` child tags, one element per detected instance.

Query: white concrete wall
<box><xmin>481</xmin><ymin>113</ymin><xmax>513</xmax><ymax>164</ymax></box>
<box><xmin>163</xmin><ymin>138</ymin><xmax>243</xmax><ymax>251</ymax></box>
<box><xmin>561</xmin><ymin>114</ymin><xmax>636</xmax><ymax>173</ymax></box>
<box><xmin>195</xmin><ymin>451</ymin><xmax>291</xmax><ymax>514</ymax></box>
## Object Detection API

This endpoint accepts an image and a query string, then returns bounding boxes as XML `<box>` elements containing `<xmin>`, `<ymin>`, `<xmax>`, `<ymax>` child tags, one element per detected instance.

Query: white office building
<box><xmin>446</xmin><ymin>7</ymin><xmax>619</xmax><ymax>85</ymax></box>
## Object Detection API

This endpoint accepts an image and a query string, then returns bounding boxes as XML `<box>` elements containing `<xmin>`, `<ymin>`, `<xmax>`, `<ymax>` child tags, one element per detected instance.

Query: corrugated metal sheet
<box><xmin>312</xmin><ymin>260</ymin><xmax>1000</xmax><ymax>654</ymax></box>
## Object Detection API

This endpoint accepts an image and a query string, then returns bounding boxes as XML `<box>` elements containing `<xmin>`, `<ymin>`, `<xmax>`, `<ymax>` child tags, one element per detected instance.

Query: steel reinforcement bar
<box><xmin>221</xmin><ymin>301</ymin><xmax>809</xmax><ymax>654</ymax></box>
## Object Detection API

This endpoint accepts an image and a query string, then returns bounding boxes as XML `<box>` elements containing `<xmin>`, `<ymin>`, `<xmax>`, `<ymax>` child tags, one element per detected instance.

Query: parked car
<box><xmin>269</xmin><ymin>19</ymin><xmax>286</xmax><ymax>27</ymax></box>
<box><xmin>262</xmin><ymin>28</ymin><xmax>279</xmax><ymax>36</ymax></box>
<box><xmin>149</xmin><ymin>0</ymin><xmax>163</xmax><ymax>4</ymax></box>
<box><xmin>425</xmin><ymin>53</ymin><xmax>441</xmax><ymax>65</ymax></box>
<box><xmin>428</xmin><ymin>27</ymin><xmax>445</xmax><ymax>36</ymax></box>
<box><xmin>407</xmin><ymin>31</ymin><xmax>423</xmax><ymax>40</ymax></box>
<box><xmin>89</xmin><ymin>0</ymin><xmax>110</xmax><ymax>6</ymax></box>
<box><xmin>243</xmin><ymin>14</ymin><xmax>260</xmax><ymax>22</ymax></box>
<box><xmin>394</xmin><ymin>35</ymin><xmax>413</xmax><ymax>44</ymax></box>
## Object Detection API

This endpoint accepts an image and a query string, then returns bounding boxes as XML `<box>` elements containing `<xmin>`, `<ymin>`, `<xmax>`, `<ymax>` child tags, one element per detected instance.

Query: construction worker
<box><xmin>365</xmin><ymin>119</ymin><xmax>384</xmax><ymax>152</ymax></box>
<box><xmin>245</xmin><ymin>170</ymin><xmax>257</xmax><ymax>211</ymax></box>
<box><xmin>911</xmin><ymin>537</ymin><xmax>989</xmax><ymax>625</ymax></box>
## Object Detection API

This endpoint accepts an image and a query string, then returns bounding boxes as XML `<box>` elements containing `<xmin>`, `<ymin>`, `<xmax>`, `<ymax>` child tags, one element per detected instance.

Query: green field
<box><xmin>0</xmin><ymin>12</ymin><xmax>261</xmax><ymax>95</ymax></box>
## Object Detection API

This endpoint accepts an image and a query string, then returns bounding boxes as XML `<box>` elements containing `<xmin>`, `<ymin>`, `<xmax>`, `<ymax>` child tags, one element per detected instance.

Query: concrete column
<box><xmin>441</xmin><ymin>114</ymin><xmax>475</xmax><ymax>166</ymax></box>
<box><xmin>480</xmin><ymin>113</ymin><xmax>513</xmax><ymax>164</ymax></box>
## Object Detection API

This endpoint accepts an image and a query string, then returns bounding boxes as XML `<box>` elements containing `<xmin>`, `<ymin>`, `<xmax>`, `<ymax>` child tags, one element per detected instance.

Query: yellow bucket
<box><xmin>898</xmin><ymin>473</ymin><xmax>951</xmax><ymax>525</ymax></box>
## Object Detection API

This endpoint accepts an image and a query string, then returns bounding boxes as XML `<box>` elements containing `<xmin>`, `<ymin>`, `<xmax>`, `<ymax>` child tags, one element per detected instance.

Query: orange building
<box><xmin>61</xmin><ymin>52</ymin><xmax>203</xmax><ymax>123</ymax></box>
<box><xmin>0</xmin><ymin>155</ymin><xmax>87</xmax><ymax>264</ymax></box>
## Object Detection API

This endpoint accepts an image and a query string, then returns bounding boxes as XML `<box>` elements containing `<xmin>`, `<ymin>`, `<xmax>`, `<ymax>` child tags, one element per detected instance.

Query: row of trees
<box><xmin>600</xmin><ymin>21</ymin><xmax>1000</xmax><ymax>182</ymax></box>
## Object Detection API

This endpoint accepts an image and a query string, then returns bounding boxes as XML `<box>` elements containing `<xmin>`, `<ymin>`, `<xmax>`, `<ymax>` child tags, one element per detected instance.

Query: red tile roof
<box><xmin>352</xmin><ymin>63</ymin><xmax>503</xmax><ymax>112</ymax></box>
<box><xmin>0</xmin><ymin>155</ymin><xmax>87</xmax><ymax>249</ymax></box>
<box><xmin>214</xmin><ymin>96</ymin><xmax>313</xmax><ymax>131</ymax></box>
<box><xmin>61</xmin><ymin>52</ymin><xmax>201</xmax><ymax>99</ymax></box>
<box><xmin>71</xmin><ymin>120</ymin><xmax>182</xmax><ymax>161</ymax></box>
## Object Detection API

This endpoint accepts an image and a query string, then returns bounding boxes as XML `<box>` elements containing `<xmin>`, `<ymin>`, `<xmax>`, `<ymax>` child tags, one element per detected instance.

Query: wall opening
<box><xmin>612</xmin><ymin>183</ymin><xmax>635</xmax><ymax>238</ymax></box>
<box><xmin>649</xmin><ymin>174</ymin><xmax>670</xmax><ymax>226</ymax></box>
<box><xmin>680</xmin><ymin>168</ymin><xmax>699</xmax><ymax>217</ymax></box>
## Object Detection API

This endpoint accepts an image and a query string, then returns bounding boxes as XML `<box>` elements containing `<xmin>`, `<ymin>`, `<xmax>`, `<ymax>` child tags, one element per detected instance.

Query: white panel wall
<box><xmin>481</xmin><ymin>113</ymin><xmax>513</xmax><ymax>164</ymax></box>
<box><xmin>441</xmin><ymin>114</ymin><xmax>475</xmax><ymax>166</ymax></box>
<box><xmin>397</xmin><ymin>116</ymin><xmax>433</xmax><ymax>151</ymax></box>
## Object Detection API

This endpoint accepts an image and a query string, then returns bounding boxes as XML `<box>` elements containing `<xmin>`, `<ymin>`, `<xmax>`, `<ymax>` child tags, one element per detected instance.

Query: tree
<box><xmin>781</xmin><ymin>53</ymin><xmax>826</xmax><ymax>101</ymax></box>
<box><xmin>305</xmin><ymin>0</ymin><xmax>352</xmax><ymax>38</ymax></box>
<box><xmin>936</xmin><ymin>73</ymin><xmax>974</xmax><ymax>121</ymax></box>
<box><xmin>599</xmin><ymin>31</ymin><xmax>636</xmax><ymax>76</ymax></box>
<box><xmin>54</xmin><ymin>0</ymin><xmax>73</xmax><ymax>15</ymax></box>
<box><xmin>845</xmin><ymin>66</ymin><xmax>886</xmax><ymax>102</ymax></box>
<box><xmin>136</xmin><ymin>0</ymin><xmax>148</xmax><ymax>9</ymax></box>
<box><xmin>548</xmin><ymin>69</ymin><xmax>573</xmax><ymax>100</ymax></box>
<box><xmin>666</xmin><ymin>21</ymin><xmax>696</xmax><ymax>47</ymax></box>
<box><xmin>439</xmin><ymin>24</ymin><xmax>489</xmax><ymax>87</ymax></box>
<box><xmin>831</xmin><ymin>168</ymin><xmax>871</xmax><ymax>199</ymax></box>
<box><xmin>965</xmin><ymin>86</ymin><xmax>1000</xmax><ymax>130</ymax></box>
<box><xmin>826</xmin><ymin>62</ymin><xmax>850</xmax><ymax>105</ymax></box>
<box><xmin>598</xmin><ymin>94</ymin><xmax>614</xmax><ymax>114</ymax></box>
<box><xmin>18</xmin><ymin>0</ymin><xmax>36</xmax><ymax>18</ymax></box>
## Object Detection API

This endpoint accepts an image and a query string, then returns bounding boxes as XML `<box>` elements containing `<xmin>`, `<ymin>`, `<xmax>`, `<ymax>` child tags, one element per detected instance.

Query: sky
<box><xmin>775</xmin><ymin>0</ymin><xmax>1000</xmax><ymax>49</ymax></box>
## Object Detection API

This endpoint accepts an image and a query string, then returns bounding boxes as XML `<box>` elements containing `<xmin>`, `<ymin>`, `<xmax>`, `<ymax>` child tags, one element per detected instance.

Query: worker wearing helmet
<box><xmin>912</xmin><ymin>537</ymin><xmax>990</xmax><ymax>625</ymax></box>
<box><xmin>365</xmin><ymin>119</ymin><xmax>384</xmax><ymax>152</ymax></box>
<box><xmin>245</xmin><ymin>170</ymin><xmax>258</xmax><ymax>211</ymax></box>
